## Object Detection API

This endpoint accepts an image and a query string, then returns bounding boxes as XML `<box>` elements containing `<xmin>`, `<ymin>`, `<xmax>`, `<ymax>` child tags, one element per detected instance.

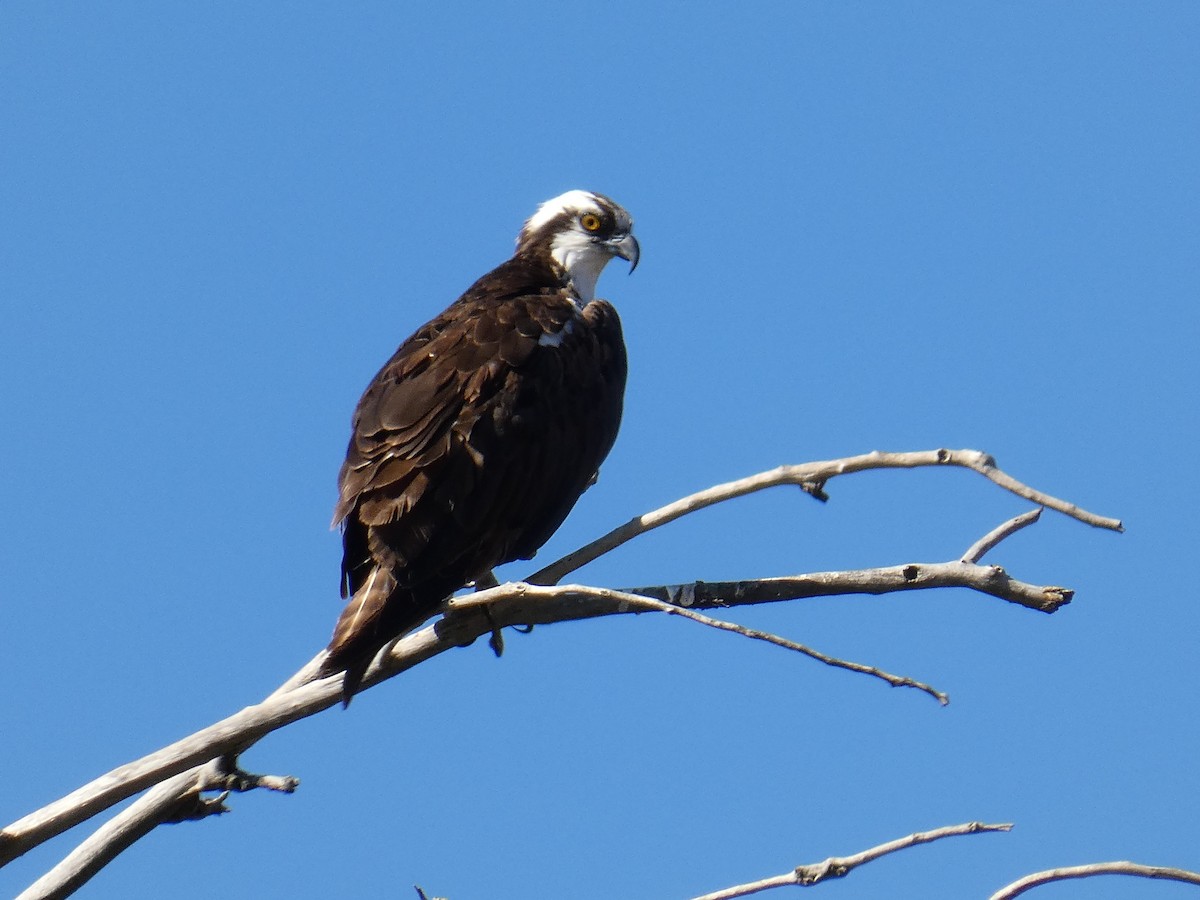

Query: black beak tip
<box><xmin>624</xmin><ymin>235</ymin><xmax>641</xmax><ymax>273</ymax></box>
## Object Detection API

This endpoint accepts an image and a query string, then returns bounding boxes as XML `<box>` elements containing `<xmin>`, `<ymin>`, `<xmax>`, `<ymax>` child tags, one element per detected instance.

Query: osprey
<box><xmin>320</xmin><ymin>190</ymin><xmax>638</xmax><ymax>701</ymax></box>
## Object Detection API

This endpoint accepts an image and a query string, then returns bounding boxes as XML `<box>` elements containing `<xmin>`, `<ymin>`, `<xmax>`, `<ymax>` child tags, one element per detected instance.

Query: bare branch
<box><xmin>0</xmin><ymin>669</ymin><xmax>345</xmax><ymax>875</ymax></box>
<box><xmin>15</xmin><ymin>771</ymin><xmax>207</xmax><ymax>900</ymax></box>
<box><xmin>989</xmin><ymin>861</ymin><xmax>1200</xmax><ymax>899</ymax></box>
<box><xmin>961</xmin><ymin>508</ymin><xmax>1043</xmax><ymax>564</ymax></box>
<box><xmin>529</xmin><ymin>449</ymin><xmax>1122</xmax><ymax>585</ymax></box>
<box><xmin>201</xmin><ymin>755</ymin><xmax>300</xmax><ymax>797</ymax></box>
<box><xmin>691</xmin><ymin>821</ymin><xmax>1012</xmax><ymax>899</ymax></box>
<box><xmin>21</xmin><ymin>758</ymin><xmax>299</xmax><ymax>900</ymax></box>
<box><xmin>622</xmin><ymin>562</ymin><xmax>1073</xmax><ymax>615</ymax></box>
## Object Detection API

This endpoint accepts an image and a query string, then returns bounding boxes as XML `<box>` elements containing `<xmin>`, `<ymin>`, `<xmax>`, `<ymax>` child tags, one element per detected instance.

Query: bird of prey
<box><xmin>319</xmin><ymin>190</ymin><xmax>638</xmax><ymax>702</ymax></box>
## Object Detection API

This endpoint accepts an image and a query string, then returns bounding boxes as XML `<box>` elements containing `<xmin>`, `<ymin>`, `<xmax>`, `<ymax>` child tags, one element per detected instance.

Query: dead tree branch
<box><xmin>691</xmin><ymin>821</ymin><xmax>1013</xmax><ymax>899</ymax></box>
<box><xmin>529</xmin><ymin>448</ymin><xmax>1122</xmax><ymax>585</ymax></box>
<box><xmin>620</xmin><ymin>559</ymin><xmax>1072</xmax><ymax>615</ymax></box>
<box><xmin>961</xmin><ymin>508</ymin><xmax>1043</xmax><ymax>564</ymax></box>
<box><xmin>989</xmin><ymin>861</ymin><xmax>1200</xmax><ymax>898</ymax></box>
<box><xmin>11</xmin><ymin>755</ymin><xmax>300</xmax><ymax>900</ymax></box>
<box><xmin>1</xmin><ymin>449</ymin><xmax>1122</xmax><ymax>898</ymax></box>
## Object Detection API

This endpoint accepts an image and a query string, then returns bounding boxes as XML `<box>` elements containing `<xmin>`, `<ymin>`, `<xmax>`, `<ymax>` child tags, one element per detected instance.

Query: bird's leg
<box><xmin>473</xmin><ymin>570</ymin><xmax>505</xmax><ymax>656</ymax></box>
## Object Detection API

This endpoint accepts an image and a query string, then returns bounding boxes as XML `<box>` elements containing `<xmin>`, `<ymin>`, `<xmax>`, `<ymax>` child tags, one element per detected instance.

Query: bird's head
<box><xmin>516</xmin><ymin>190</ymin><xmax>639</xmax><ymax>302</ymax></box>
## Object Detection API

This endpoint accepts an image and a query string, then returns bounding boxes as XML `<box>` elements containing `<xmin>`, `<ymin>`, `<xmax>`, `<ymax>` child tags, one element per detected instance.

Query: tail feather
<box><xmin>319</xmin><ymin>567</ymin><xmax>396</xmax><ymax>705</ymax></box>
<box><xmin>318</xmin><ymin>566</ymin><xmax>449</xmax><ymax>706</ymax></box>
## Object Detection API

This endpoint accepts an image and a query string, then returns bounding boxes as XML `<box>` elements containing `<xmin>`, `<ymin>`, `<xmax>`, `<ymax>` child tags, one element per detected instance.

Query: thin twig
<box><xmin>691</xmin><ymin>821</ymin><xmax>1013</xmax><ymax>899</ymax></box>
<box><xmin>449</xmin><ymin>584</ymin><xmax>949</xmax><ymax>704</ymax></box>
<box><xmin>202</xmin><ymin>755</ymin><xmax>299</xmax><ymax>796</ymax></box>
<box><xmin>961</xmin><ymin>508</ymin><xmax>1043</xmax><ymax>564</ymax></box>
<box><xmin>989</xmin><ymin>861</ymin><xmax>1200</xmax><ymax>899</ymax></box>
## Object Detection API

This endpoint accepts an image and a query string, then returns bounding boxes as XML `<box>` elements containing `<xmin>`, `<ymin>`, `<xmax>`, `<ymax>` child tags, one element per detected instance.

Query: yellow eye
<box><xmin>580</xmin><ymin>213</ymin><xmax>602</xmax><ymax>232</ymax></box>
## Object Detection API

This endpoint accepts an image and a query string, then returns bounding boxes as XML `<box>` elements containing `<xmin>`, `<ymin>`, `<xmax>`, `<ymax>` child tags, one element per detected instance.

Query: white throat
<box><xmin>550</xmin><ymin>231</ymin><xmax>613</xmax><ymax>303</ymax></box>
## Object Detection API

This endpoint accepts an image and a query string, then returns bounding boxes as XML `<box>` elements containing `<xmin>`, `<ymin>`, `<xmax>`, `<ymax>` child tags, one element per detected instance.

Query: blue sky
<box><xmin>2</xmin><ymin>3</ymin><xmax>1198</xmax><ymax>898</ymax></box>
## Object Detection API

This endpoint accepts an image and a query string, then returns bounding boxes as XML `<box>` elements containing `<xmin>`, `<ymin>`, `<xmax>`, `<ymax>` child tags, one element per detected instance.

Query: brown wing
<box><xmin>322</xmin><ymin>257</ymin><xmax>626</xmax><ymax>694</ymax></box>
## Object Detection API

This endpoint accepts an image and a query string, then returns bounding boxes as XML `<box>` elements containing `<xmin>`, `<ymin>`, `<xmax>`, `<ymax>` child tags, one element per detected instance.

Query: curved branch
<box><xmin>691</xmin><ymin>821</ymin><xmax>1012</xmax><ymax>899</ymax></box>
<box><xmin>989</xmin><ymin>861</ymin><xmax>1200</xmax><ymax>899</ymax></box>
<box><xmin>529</xmin><ymin>449</ymin><xmax>1122</xmax><ymax>585</ymax></box>
<box><xmin>961</xmin><ymin>508</ymin><xmax>1043</xmax><ymax>564</ymax></box>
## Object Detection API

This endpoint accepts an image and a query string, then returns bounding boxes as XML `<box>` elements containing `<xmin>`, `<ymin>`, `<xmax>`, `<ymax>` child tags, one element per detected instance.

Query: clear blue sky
<box><xmin>2</xmin><ymin>3</ymin><xmax>1198</xmax><ymax>898</ymax></box>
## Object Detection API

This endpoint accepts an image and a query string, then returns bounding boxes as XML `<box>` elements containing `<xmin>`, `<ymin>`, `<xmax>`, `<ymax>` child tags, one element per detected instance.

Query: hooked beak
<box><xmin>607</xmin><ymin>232</ymin><xmax>640</xmax><ymax>273</ymax></box>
